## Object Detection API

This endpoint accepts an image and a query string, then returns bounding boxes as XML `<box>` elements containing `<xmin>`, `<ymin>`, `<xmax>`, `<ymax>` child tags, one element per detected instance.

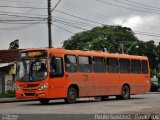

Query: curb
<box><xmin>146</xmin><ymin>92</ymin><xmax>160</xmax><ymax>94</ymax></box>
<box><xmin>0</xmin><ymin>98</ymin><xmax>37</xmax><ymax>103</ymax></box>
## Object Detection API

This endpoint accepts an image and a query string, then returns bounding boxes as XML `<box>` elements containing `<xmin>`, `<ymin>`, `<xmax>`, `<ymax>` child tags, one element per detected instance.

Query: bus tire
<box><xmin>116</xmin><ymin>85</ymin><xmax>130</xmax><ymax>100</ymax></box>
<box><xmin>122</xmin><ymin>85</ymin><xmax>130</xmax><ymax>100</ymax></box>
<box><xmin>65</xmin><ymin>87</ymin><xmax>77</xmax><ymax>104</ymax></box>
<box><xmin>38</xmin><ymin>98</ymin><xmax>50</xmax><ymax>105</ymax></box>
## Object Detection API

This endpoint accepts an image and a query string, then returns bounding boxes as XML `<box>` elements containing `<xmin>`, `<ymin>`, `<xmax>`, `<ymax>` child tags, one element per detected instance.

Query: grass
<box><xmin>0</xmin><ymin>91</ymin><xmax>15</xmax><ymax>98</ymax></box>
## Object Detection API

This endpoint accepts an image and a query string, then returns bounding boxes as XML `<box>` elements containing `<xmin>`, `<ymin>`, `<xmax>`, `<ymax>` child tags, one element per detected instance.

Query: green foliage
<box><xmin>9</xmin><ymin>39</ymin><xmax>19</xmax><ymax>49</ymax></box>
<box><xmin>63</xmin><ymin>25</ymin><xmax>138</xmax><ymax>53</ymax></box>
<box><xmin>150</xmin><ymin>69</ymin><xmax>157</xmax><ymax>78</ymax></box>
<box><xmin>0</xmin><ymin>91</ymin><xmax>15</xmax><ymax>98</ymax></box>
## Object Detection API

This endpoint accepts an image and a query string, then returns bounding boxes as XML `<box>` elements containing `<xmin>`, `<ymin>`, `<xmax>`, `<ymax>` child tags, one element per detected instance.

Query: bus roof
<box><xmin>20</xmin><ymin>48</ymin><xmax>148</xmax><ymax>60</ymax></box>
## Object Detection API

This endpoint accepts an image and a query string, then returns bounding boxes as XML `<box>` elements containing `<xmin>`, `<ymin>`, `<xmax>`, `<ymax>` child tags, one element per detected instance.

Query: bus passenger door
<box><xmin>49</xmin><ymin>56</ymin><xmax>67</xmax><ymax>98</ymax></box>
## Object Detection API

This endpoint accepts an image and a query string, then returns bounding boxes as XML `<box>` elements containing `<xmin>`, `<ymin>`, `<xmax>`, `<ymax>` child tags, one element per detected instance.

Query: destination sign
<box><xmin>20</xmin><ymin>50</ymin><xmax>47</xmax><ymax>58</ymax></box>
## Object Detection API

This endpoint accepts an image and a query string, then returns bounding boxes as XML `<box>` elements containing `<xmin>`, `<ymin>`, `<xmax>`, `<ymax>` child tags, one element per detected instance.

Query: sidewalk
<box><xmin>0</xmin><ymin>97</ymin><xmax>37</xmax><ymax>103</ymax></box>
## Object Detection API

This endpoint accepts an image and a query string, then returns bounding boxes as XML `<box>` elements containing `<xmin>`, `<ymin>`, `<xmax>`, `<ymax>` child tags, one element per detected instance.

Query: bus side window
<box><xmin>78</xmin><ymin>56</ymin><xmax>92</xmax><ymax>73</ymax></box>
<box><xmin>107</xmin><ymin>58</ymin><xmax>119</xmax><ymax>73</ymax></box>
<box><xmin>65</xmin><ymin>55</ymin><xmax>77</xmax><ymax>72</ymax></box>
<box><xmin>142</xmin><ymin>60</ymin><xmax>148</xmax><ymax>74</ymax></box>
<box><xmin>50</xmin><ymin>57</ymin><xmax>64</xmax><ymax>77</ymax></box>
<box><xmin>119</xmin><ymin>59</ymin><xmax>130</xmax><ymax>73</ymax></box>
<box><xmin>131</xmin><ymin>60</ymin><xmax>141</xmax><ymax>74</ymax></box>
<box><xmin>93</xmin><ymin>57</ymin><xmax>105</xmax><ymax>73</ymax></box>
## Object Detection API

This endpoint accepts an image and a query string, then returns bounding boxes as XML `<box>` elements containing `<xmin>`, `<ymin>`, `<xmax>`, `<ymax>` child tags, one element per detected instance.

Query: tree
<box><xmin>63</xmin><ymin>25</ymin><xmax>138</xmax><ymax>53</ymax></box>
<box><xmin>62</xmin><ymin>25</ymin><xmax>160</xmax><ymax>74</ymax></box>
<box><xmin>9</xmin><ymin>39</ymin><xmax>19</xmax><ymax>49</ymax></box>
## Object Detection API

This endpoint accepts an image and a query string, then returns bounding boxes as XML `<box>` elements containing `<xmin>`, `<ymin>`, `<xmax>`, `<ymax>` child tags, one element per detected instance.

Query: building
<box><xmin>0</xmin><ymin>49</ymin><xmax>20</xmax><ymax>93</ymax></box>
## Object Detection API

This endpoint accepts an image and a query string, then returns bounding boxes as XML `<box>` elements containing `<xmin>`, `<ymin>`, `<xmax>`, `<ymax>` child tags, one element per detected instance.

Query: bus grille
<box><xmin>27</xmin><ymin>84</ymin><xmax>39</xmax><ymax>87</ymax></box>
<box><xmin>20</xmin><ymin>84</ymin><xmax>39</xmax><ymax>88</ymax></box>
<box><xmin>23</xmin><ymin>89</ymin><xmax>37</xmax><ymax>92</ymax></box>
<box><xmin>24</xmin><ymin>93</ymin><xmax>35</xmax><ymax>96</ymax></box>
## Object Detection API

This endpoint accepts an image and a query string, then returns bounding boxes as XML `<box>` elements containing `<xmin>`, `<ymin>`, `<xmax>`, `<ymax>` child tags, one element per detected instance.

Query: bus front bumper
<box><xmin>16</xmin><ymin>91</ymin><xmax>48</xmax><ymax>99</ymax></box>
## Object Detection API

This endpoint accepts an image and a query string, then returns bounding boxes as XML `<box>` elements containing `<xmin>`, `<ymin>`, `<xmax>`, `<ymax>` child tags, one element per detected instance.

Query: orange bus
<box><xmin>16</xmin><ymin>48</ymin><xmax>151</xmax><ymax>104</ymax></box>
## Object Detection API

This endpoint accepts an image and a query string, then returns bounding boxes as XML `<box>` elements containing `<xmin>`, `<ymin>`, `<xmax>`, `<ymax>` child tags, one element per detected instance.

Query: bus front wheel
<box><xmin>38</xmin><ymin>98</ymin><xmax>50</xmax><ymax>105</ymax></box>
<box><xmin>65</xmin><ymin>87</ymin><xmax>77</xmax><ymax>104</ymax></box>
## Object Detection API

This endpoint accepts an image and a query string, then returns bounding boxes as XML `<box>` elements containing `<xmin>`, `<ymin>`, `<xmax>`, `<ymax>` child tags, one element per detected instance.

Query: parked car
<box><xmin>150</xmin><ymin>82</ymin><xmax>160</xmax><ymax>92</ymax></box>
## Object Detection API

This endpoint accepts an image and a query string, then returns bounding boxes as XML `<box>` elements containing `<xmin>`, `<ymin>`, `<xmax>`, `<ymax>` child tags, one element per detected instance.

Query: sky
<box><xmin>0</xmin><ymin>0</ymin><xmax>160</xmax><ymax>50</ymax></box>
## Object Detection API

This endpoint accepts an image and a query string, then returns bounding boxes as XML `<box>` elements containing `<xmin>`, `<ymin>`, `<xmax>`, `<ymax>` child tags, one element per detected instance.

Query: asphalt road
<box><xmin>0</xmin><ymin>94</ymin><xmax>160</xmax><ymax>120</ymax></box>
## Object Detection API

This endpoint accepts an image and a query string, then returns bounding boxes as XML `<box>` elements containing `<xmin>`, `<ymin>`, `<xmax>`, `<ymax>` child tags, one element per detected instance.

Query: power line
<box><xmin>53</xmin><ymin>16</ymin><xmax>160</xmax><ymax>39</ymax></box>
<box><xmin>0</xmin><ymin>21</ymin><xmax>46</xmax><ymax>24</ymax></box>
<box><xmin>54</xmin><ymin>20</ymin><xmax>90</xmax><ymax>29</ymax></box>
<box><xmin>62</xmin><ymin>6</ymin><xmax>110</xmax><ymax>24</ymax></box>
<box><xmin>0</xmin><ymin>20</ymin><xmax>46</xmax><ymax>24</ymax></box>
<box><xmin>55</xmin><ymin>19</ymin><xmax>160</xmax><ymax>38</ymax></box>
<box><xmin>54</xmin><ymin>16</ymin><xmax>160</xmax><ymax>36</ymax></box>
<box><xmin>54</xmin><ymin>20</ymin><xmax>88</xmax><ymax>31</ymax></box>
<box><xmin>54</xmin><ymin>17</ymin><xmax>96</xmax><ymax>27</ymax></box>
<box><xmin>64</xmin><ymin>2</ymin><xmax>115</xmax><ymax>20</ymax></box>
<box><xmin>53</xmin><ymin>8</ymin><xmax>160</xmax><ymax>38</ymax></box>
<box><xmin>112</xmin><ymin>0</ymin><xmax>160</xmax><ymax>12</ymax></box>
<box><xmin>97</xmin><ymin>0</ymin><xmax>160</xmax><ymax>14</ymax></box>
<box><xmin>0</xmin><ymin>21</ymin><xmax>46</xmax><ymax>30</ymax></box>
<box><xmin>63</xmin><ymin>2</ymin><xmax>160</xmax><ymax>31</ymax></box>
<box><xmin>53</xmin><ymin>24</ymin><xmax>75</xmax><ymax>34</ymax></box>
<box><xmin>0</xmin><ymin>19</ymin><xmax>46</xmax><ymax>21</ymax></box>
<box><xmin>0</xmin><ymin>0</ymin><xmax>158</xmax><ymax>44</ymax></box>
<box><xmin>54</xmin><ymin>10</ymin><xmax>103</xmax><ymax>25</ymax></box>
<box><xmin>0</xmin><ymin>0</ymin><xmax>46</xmax><ymax>3</ymax></box>
<box><xmin>0</xmin><ymin>13</ymin><xmax>47</xmax><ymax>19</ymax></box>
<box><xmin>125</xmin><ymin>0</ymin><xmax>160</xmax><ymax>10</ymax></box>
<box><xmin>51</xmin><ymin>0</ymin><xmax>62</xmax><ymax>12</ymax></box>
<box><xmin>54</xmin><ymin>19</ymin><xmax>160</xmax><ymax>39</ymax></box>
<box><xmin>0</xmin><ymin>10</ymin><xmax>47</xmax><ymax>17</ymax></box>
<box><xmin>0</xmin><ymin>5</ymin><xmax>47</xmax><ymax>9</ymax></box>
<box><xmin>63</xmin><ymin>2</ymin><xmax>114</xmax><ymax>25</ymax></box>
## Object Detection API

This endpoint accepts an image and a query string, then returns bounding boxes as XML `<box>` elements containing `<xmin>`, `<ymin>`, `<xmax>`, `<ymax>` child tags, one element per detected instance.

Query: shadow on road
<box><xmin>18</xmin><ymin>96</ymin><xmax>146</xmax><ymax>106</ymax></box>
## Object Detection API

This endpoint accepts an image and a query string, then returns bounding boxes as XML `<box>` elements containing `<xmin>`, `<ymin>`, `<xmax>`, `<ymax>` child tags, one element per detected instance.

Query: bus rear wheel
<box><xmin>116</xmin><ymin>85</ymin><xmax>130</xmax><ymax>100</ymax></box>
<box><xmin>65</xmin><ymin>87</ymin><xmax>77</xmax><ymax>104</ymax></box>
<box><xmin>38</xmin><ymin>98</ymin><xmax>50</xmax><ymax>105</ymax></box>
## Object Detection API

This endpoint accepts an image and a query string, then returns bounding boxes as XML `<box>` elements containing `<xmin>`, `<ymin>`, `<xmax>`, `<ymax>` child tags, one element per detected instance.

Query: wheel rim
<box><xmin>69</xmin><ymin>91</ymin><xmax>75</xmax><ymax>100</ymax></box>
<box><xmin>123</xmin><ymin>86</ymin><xmax>129</xmax><ymax>98</ymax></box>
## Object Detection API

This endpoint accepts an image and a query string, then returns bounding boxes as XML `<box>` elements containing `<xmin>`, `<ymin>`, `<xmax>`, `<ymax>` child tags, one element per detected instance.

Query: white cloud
<box><xmin>113</xmin><ymin>16</ymin><xmax>145</xmax><ymax>29</ymax></box>
<box><xmin>113</xmin><ymin>14</ymin><xmax>160</xmax><ymax>29</ymax></box>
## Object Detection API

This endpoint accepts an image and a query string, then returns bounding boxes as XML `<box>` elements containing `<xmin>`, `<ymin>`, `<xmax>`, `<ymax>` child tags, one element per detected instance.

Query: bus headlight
<box><xmin>15</xmin><ymin>84</ymin><xmax>21</xmax><ymax>91</ymax></box>
<box><xmin>38</xmin><ymin>83</ymin><xmax>48</xmax><ymax>91</ymax></box>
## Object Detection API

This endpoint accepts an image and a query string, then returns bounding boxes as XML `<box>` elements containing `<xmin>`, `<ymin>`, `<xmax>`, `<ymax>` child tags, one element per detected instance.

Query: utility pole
<box><xmin>48</xmin><ymin>0</ymin><xmax>52</xmax><ymax>48</ymax></box>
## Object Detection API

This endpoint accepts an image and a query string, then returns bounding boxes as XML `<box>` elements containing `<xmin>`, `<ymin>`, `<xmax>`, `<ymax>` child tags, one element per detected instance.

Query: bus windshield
<box><xmin>16</xmin><ymin>58</ymin><xmax>47</xmax><ymax>82</ymax></box>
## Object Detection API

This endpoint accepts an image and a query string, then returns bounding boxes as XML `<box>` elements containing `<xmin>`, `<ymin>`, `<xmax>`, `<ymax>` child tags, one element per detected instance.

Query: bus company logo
<box><xmin>2</xmin><ymin>114</ymin><xmax>18</xmax><ymax>120</ymax></box>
